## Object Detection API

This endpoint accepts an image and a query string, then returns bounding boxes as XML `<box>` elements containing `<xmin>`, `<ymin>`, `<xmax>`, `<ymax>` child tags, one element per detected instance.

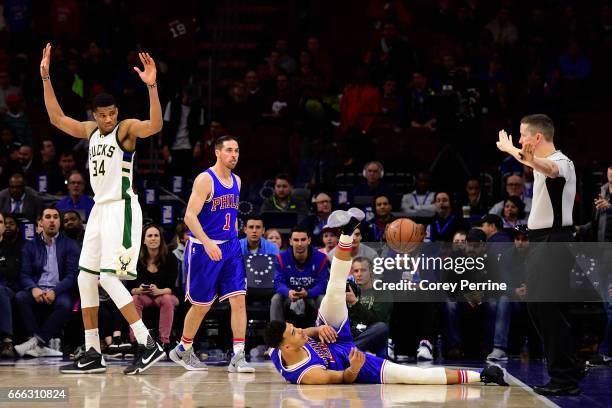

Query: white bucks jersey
<box><xmin>88</xmin><ymin>123</ymin><xmax>136</xmax><ymax>203</ymax></box>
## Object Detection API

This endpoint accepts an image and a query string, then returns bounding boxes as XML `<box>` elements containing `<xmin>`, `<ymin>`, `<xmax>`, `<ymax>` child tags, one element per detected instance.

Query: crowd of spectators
<box><xmin>0</xmin><ymin>0</ymin><xmax>611</xmax><ymax>362</ymax></box>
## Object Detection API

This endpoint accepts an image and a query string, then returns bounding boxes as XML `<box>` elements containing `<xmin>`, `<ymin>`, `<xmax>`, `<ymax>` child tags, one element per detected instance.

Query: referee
<box><xmin>497</xmin><ymin>114</ymin><xmax>585</xmax><ymax>396</ymax></box>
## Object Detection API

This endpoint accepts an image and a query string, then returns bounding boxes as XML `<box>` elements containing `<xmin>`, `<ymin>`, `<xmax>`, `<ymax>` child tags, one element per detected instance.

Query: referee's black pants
<box><xmin>525</xmin><ymin>228</ymin><xmax>584</xmax><ymax>386</ymax></box>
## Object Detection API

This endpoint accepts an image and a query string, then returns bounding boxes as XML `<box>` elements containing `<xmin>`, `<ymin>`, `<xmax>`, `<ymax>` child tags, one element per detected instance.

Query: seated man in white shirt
<box><xmin>400</xmin><ymin>172</ymin><xmax>436</xmax><ymax>217</ymax></box>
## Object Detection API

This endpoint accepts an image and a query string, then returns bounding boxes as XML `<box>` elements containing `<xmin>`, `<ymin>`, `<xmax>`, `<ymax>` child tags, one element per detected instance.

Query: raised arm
<box><xmin>496</xmin><ymin>130</ymin><xmax>560</xmax><ymax>178</ymax></box>
<box><xmin>40</xmin><ymin>43</ymin><xmax>95</xmax><ymax>139</ymax></box>
<box><xmin>122</xmin><ymin>53</ymin><xmax>163</xmax><ymax>140</ymax></box>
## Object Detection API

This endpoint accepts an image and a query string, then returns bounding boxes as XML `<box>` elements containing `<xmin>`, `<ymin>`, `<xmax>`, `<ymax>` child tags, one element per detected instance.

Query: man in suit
<box><xmin>13</xmin><ymin>206</ymin><xmax>79</xmax><ymax>357</ymax></box>
<box><xmin>0</xmin><ymin>173</ymin><xmax>44</xmax><ymax>221</ymax></box>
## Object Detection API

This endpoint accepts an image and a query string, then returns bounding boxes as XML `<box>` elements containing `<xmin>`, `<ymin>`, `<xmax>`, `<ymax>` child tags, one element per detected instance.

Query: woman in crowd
<box><xmin>501</xmin><ymin>196</ymin><xmax>526</xmax><ymax>229</ymax></box>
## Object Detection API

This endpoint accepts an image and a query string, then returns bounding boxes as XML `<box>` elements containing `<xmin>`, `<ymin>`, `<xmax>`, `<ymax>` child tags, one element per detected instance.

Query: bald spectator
<box><xmin>62</xmin><ymin>210</ymin><xmax>85</xmax><ymax>247</ymax></box>
<box><xmin>55</xmin><ymin>172</ymin><xmax>94</xmax><ymax>222</ymax></box>
<box><xmin>303</xmin><ymin>192</ymin><xmax>333</xmax><ymax>247</ymax></box>
<box><xmin>489</xmin><ymin>175</ymin><xmax>532</xmax><ymax>217</ymax></box>
<box><xmin>0</xmin><ymin>173</ymin><xmax>44</xmax><ymax>221</ymax></box>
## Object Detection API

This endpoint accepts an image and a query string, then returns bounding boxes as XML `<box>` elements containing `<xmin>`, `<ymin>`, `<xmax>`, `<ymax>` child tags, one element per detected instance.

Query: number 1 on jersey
<box><xmin>223</xmin><ymin>213</ymin><xmax>231</xmax><ymax>231</ymax></box>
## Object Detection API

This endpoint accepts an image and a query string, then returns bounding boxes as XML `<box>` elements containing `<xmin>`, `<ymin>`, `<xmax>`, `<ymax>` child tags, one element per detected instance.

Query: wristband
<box><xmin>41</xmin><ymin>75</ymin><xmax>50</xmax><ymax>81</ymax></box>
<box><xmin>147</xmin><ymin>82</ymin><xmax>157</xmax><ymax>88</ymax></box>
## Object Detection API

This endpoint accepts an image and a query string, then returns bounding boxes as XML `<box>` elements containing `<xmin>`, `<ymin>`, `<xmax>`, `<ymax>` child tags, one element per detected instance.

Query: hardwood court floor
<box><xmin>0</xmin><ymin>359</ymin><xmax>556</xmax><ymax>408</ymax></box>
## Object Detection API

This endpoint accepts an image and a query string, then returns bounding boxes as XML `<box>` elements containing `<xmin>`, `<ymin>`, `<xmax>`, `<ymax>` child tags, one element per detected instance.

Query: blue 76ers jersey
<box><xmin>195</xmin><ymin>168</ymin><xmax>239</xmax><ymax>241</ymax></box>
<box><xmin>270</xmin><ymin>318</ymin><xmax>387</xmax><ymax>384</ymax></box>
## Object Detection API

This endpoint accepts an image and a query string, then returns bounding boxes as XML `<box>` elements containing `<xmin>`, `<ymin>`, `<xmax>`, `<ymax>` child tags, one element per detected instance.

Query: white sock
<box><xmin>384</xmin><ymin>362</ymin><xmax>447</xmax><ymax>384</ymax></box>
<box><xmin>85</xmin><ymin>329</ymin><xmax>101</xmax><ymax>353</ymax></box>
<box><xmin>130</xmin><ymin>320</ymin><xmax>150</xmax><ymax>346</ymax></box>
<box><xmin>233</xmin><ymin>338</ymin><xmax>245</xmax><ymax>355</ymax></box>
<box><xmin>338</xmin><ymin>233</ymin><xmax>353</xmax><ymax>249</ymax></box>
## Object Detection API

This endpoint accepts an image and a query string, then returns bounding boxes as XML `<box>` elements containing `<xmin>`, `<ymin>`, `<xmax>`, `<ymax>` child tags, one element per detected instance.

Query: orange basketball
<box><xmin>384</xmin><ymin>218</ymin><xmax>424</xmax><ymax>253</ymax></box>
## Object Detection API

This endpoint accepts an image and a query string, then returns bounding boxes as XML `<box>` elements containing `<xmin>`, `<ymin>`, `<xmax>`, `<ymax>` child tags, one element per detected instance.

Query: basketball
<box><xmin>384</xmin><ymin>218</ymin><xmax>424</xmax><ymax>253</ymax></box>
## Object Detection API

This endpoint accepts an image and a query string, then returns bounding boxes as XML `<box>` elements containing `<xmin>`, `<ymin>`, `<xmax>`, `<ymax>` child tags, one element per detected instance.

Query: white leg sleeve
<box><xmin>318</xmin><ymin>257</ymin><xmax>352</xmax><ymax>328</ymax></box>
<box><xmin>78</xmin><ymin>271</ymin><xmax>100</xmax><ymax>308</ymax></box>
<box><xmin>383</xmin><ymin>361</ymin><xmax>447</xmax><ymax>384</ymax></box>
<box><xmin>99</xmin><ymin>273</ymin><xmax>133</xmax><ymax>309</ymax></box>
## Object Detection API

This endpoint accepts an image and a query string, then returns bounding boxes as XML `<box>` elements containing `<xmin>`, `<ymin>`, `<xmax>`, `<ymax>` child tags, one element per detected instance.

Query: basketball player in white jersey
<box><xmin>39</xmin><ymin>43</ymin><xmax>166</xmax><ymax>375</ymax></box>
<box><xmin>497</xmin><ymin>114</ymin><xmax>589</xmax><ymax>395</ymax></box>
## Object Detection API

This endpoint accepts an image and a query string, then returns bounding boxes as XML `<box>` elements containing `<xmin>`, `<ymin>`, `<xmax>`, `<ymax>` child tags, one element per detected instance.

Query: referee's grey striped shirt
<box><xmin>528</xmin><ymin>151</ymin><xmax>575</xmax><ymax>230</ymax></box>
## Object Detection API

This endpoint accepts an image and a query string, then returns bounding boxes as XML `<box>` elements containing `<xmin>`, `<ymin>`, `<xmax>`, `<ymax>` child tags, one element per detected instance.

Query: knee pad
<box><xmin>99</xmin><ymin>273</ymin><xmax>133</xmax><ymax>309</ymax></box>
<box><xmin>78</xmin><ymin>271</ymin><xmax>100</xmax><ymax>308</ymax></box>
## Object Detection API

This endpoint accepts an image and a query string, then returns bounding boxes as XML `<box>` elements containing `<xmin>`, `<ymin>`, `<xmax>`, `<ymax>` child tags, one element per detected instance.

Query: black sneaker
<box><xmin>60</xmin><ymin>347</ymin><xmax>107</xmax><ymax>374</ymax></box>
<box><xmin>480</xmin><ymin>363</ymin><xmax>509</xmax><ymax>386</ymax></box>
<box><xmin>105</xmin><ymin>338</ymin><xmax>122</xmax><ymax>358</ymax></box>
<box><xmin>123</xmin><ymin>342</ymin><xmax>165</xmax><ymax>375</ymax></box>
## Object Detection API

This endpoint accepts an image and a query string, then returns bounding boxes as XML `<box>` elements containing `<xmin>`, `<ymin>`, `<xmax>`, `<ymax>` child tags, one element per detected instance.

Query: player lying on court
<box><xmin>264</xmin><ymin>208</ymin><xmax>508</xmax><ymax>386</ymax></box>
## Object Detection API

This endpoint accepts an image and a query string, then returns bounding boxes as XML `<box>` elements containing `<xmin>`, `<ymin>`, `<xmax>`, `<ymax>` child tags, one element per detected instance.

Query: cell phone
<box><xmin>141</xmin><ymin>284</ymin><xmax>150</xmax><ymax>289</ymax></box>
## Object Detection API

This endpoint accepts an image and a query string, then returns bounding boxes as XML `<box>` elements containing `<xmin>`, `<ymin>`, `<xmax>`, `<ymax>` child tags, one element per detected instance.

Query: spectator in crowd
<box><xmin>62</xmin><ymin>210</ymin><xmax>85</xmax><ymax>247</ymax></box>
<box><xmin>193</xmin><ymin>120</ymin><xmax>227</xmax><ymax>171</ymax></box>
<box><xmin>401</xmin><ymin>171</ymin><xmax>436</xmax><ymax>217</ymax></box>
<box><xmin>128</xmin><ymin>224</ymin><xmax>179</xmax><ymax>354</ymax></box>
<box><xmin>328</xmin><ymin>226</ymin><xmax>378</xmax><ymax>261</ymax></box>
<box><xmin>380</xmin><ymin>78</ymin><xmax>403</xmax><ymax>127</ymax></box>
<box><xmin>0</xmin><ymin>71</ymin><xmax>21</xmax><ymax>114</ymax></box>
<box><xmin>369</xmin><ymin>21</ymin><xmax>415</xmax><ymax>82</ymax></box>
<box><xmin>406</xmin><ymin>71</ymin><xmax>437</xmax><ymax>132</ymax></box>
<box><xmin>0</xmin><ymin>173</ymin><xmax>44</xmax><ymax>221</ymax></box>
<box><xmin>489</xmin><ymin>174</ymin><xmax>532</xmax><ymax>217</ymax></box>
<box><xmin>318</xmin><ymin>227</ymin><xmax>338</xmax><ymax>255</ymax></box>
<box><xmin>168</xmin><ymin>222</ymin><xmax>189</xmax><ymax>299</ymax></box>
<box><xmin>579</xmin><ymin>165</ymin><xmax>612</xmax><ymax>242</ymax></box>
<box><xmin>426</xmin><ymin>191</ymin><xmax>469</xmax><ymax>242</ymax></box>
<box><xmin>363</xmin><ymin>194</ymin><xmax>396</xmax><ymax>242</ymax></box>
<box><xmin>352</xmin><ymin>161</ymin><xmax>395</xmax><ymax>199</ymax></box>
<box><xmin>480</xmin><ymin>214</ymin><xmax>512</xmax><ymax>242</ymax></box>
<box><xmin>239</xmin><ymin>215</ymin><xmax>280</xmax><ymax>256</ymax></box>
<box><xmin>262</xmin><ymin>73</ymin><xmax>297</xmax><ymax>123</ymax></box>
<box><xmin>487</xmin><ymin>225</ymin><xmax>530</xmax><ymax>361</ymax></box>
<box><xmin>260</xmin><ymin>174</ymin><xmax>308</xmax><ymax>225</ymax></box>
<box><xmin>1</xmin><ymin>93</ymin><xmax>31</xmax><ymax>144</ymax></box>
<box><xmin>347</xmin><ymin>257</ymin><xmax>392</xmax><ymax>357</ymax></box>
<box><xmin>14</xmin><ymin>207</ymin><xmax>79</xmax><ymax>357</ymax></box>
<box><xmin>484</xmin><ymin>7</ymin><xmax>519</xmax><ymax>46</ymax></box>
<box><xmin>271</xmin><ymin>226</ymin><xmax>329</xmax><ymax>323</ymax></box>
<box><xmin>56</xmin><ymin>152</ymin><xmax>77</xmax><ymax>194</ymax></box>
<box><xmin>244</xmin><ymin>70</ymin><xmax>266</xmax><ymax>119</ymax></box>
<box><xmin>17</xmin><ymin>144</ymin><xmax>40</xmax><ymax>187</ymax></box>
<box><xmin>55</xmin><ymin>171</ymin><xmax>95</xmax><ymax>222</ymax></box>
<box><xmin>275</xmin><ymin>39</ymin><xmax>297</xmax><ymax>74</ymax></box>
<box><xmin>162</xmin><ymin>85</ymin><xmax>204</xmax><ymax>181</ymax></box>
<box><xmin>303</xmin><ymin>191</ymin><xmax>333</xmax><ymax>247</ymax></box>
<box><xmin>2</xmin><ymin>214</ymin><xmax>22</xmax><ymax>247</ymax></box>
<box><xmin>306</xmin><ymin>36</ymin><xmax>331</xmax><ymax>85</ymax></box>
<box><xmin>265</xmin><ymin>228</ymin><xmax>285</xmax><ymax>251</ymax></box>
<box><xmin>444</xmin><ymin>228</ymin><xmax>496</xmax><ymax>359</ymax></box>
<box><xmin>38</xmin><ymin>139</ymin><xmax>63</xmax><ymax>194</ymax></box>
<box><xmin>501</xmin><ymin>196</ymin><xmax>526</xmax><ymax>230</ymax></box>
<box><xmin>340</xmin><ymin>65</ymin><xmax>382</xmax><ymax>134</ymax></box>
<box><xmin>459</xmin><ymin>177</ymin><xmax>489</xmax><ymax>220</ymax></box>
<box><xmin>0</xmin><ymin>212</ymin><xmax>21</xmax><ymax>357</ymax></box>
<box><xmin>452</xmin><ymin>230</ymin><xmax>467</xmax><ymax>251</ymax></box>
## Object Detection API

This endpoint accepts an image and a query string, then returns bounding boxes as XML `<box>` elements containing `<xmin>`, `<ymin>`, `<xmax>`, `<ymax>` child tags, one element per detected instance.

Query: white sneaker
<box><xmin>487</xmin><ymin>348</ymin><xmax>508</xmax><ymax>361</ymax></box>
<box><xmin>347</xmin><ymin>207</ymin><xmax>365</xmax><ymax>221</ymax></box>
<box><xmin>36</xmin><ymin>345</ymin><xmax>63</xmax><ymax>357</ymax></box>
<box><xmin>416</xmin><ymin>340</ymin><xmax>434</xmax><ymax>361</ymax></box>
<box><xmin>14</xmin><ymin>337</ymin><xmax>38</xmax><ymax>357</ymax></box>
<box><xmin>228</xmin><ymin>350</ymin><xmax>255</xmax><ymax>373</ymax></box>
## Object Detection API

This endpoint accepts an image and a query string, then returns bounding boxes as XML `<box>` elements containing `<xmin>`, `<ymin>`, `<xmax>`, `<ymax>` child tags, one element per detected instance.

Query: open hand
<box><xmin>204</xmin><ymin>241</ymin><xmax>222</xmax><ymax>261</ymax></box>
<box><xmin>496</xmin><ymin>130</ymin><xmax>515</xmax><ymax>153</ymax></box>
<box><xmin>40</xmin><ymin>43</ymin><xmax>52</xmax><ymax>78</ymax></box>
<box><xmin>133</xmin><ymin>52</ymin><xmax>157</xmax><ymax>86</ymax></box>
<box><xmin>520</xmin><ymin>142</ymin><xmax>535</xmax><ymax>163</ymax></box>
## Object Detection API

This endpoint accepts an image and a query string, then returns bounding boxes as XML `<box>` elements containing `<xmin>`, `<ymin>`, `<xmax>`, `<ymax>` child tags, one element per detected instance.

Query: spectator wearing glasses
<box><xmin>55</xmin><ymin>171</ymin><xmax>95</xmax><ymax>222</ymax></box>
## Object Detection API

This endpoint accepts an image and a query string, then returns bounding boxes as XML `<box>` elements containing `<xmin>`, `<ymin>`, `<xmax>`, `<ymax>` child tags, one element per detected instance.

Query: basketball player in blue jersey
<box><xmin>170</xmin><ymin>135</ymin><xmax>254</xmax><ymax>372</ymax></box>
<box><xmin>265</xmin><ymin>208</ymin><xmax>509</xmax><ymax>386</ymax></box>
<box><xmin>39</xmin><ymin>43</ymin><xmax>166</xmax><ymax>375</ymax></box>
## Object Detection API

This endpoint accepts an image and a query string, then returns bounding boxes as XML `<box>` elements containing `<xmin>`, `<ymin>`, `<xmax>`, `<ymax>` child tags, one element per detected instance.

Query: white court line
<box><xmin>506</xmin><ymin>372</ymin><xmax>560</xmax><ymax>408</ymax></box>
